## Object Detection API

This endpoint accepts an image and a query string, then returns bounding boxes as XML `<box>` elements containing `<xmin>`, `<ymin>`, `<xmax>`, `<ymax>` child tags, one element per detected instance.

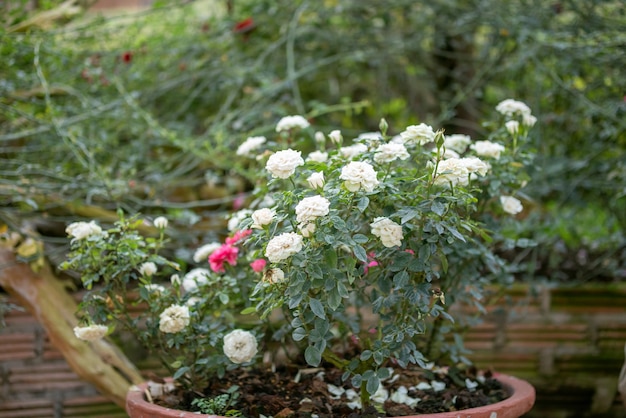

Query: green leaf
<box><xmin>356</xmin><ymin>196</ymin><xmax>370</xmax><ymax>212</ymax></box>
<box><xmin>292</xmin><ymin>327</ymin><xmax>307</xmax><ymax>341</ymax></box>
<box><xmin>173</xmin><ymin>366</ymin><xmax>190</xmax><ymax>380</ymax></box>
<box><xmin>431</xmin><ymin>201</ymin><xmax>446</xmax><ymax>216</ymax></box>
<box><xmin>352</xmin><ymin>233</ymin><xmax>369</xmax><ymax>244</ymax></box>
<box><xmin>309</xmin><ymin>298</ymin><xmax>325</xmax><ymax>319</ymax></box>
<box><xmin>305</xmin><ymin>345</ymin><xmax>322</xmax><ymax>366</ymax></box>
<box><xmin>366</xmin><ymin>374</ymin><xmax>380</xmax><ymax>395</ymax></box>
<box><xmin>324</xmin><ymin>248</ymin><xmax>338</xmax><ymax>268</ymax></box>
<box><xmin>353</xmin><ymin>245</ymin><xmax>367</xmax><ymax>263</ymax></box>
<box><xmin>240</xmin><ymin>307</ymin><xmax>257</xmax><ymax>315</ymax></box>
<box><xmin>328</xmin><ymin>288</ymin><xmax>341</xmax><ymax>311</ymax></box>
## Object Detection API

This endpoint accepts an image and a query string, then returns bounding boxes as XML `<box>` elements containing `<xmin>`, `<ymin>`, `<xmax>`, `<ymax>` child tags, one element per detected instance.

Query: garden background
<box><xmin>1</xmin><ymin>0</ymin><xmax>625</xmax><ymax>417</ymax></box>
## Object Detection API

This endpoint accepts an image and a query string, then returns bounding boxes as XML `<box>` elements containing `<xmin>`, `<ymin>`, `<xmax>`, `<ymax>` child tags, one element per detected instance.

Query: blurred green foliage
<box><xmin>1</xmin><ymin>0</ymin><xmax>625</xmax><ymax>281</ymax></box>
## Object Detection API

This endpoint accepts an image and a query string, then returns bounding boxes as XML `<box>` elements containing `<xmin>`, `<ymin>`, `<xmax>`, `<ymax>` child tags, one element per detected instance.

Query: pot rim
<box><xmin>126</xmin><ymin>372</ymin><xmax>535</xmax><ymax>418</ymax></box>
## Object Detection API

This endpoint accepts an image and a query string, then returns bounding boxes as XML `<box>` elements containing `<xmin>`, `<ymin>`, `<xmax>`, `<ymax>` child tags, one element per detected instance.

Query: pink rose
<box><xmin>250</xmin><ymin>258</ymin><xmax>267</xmax><ymax>273</ymax></box>
<box><xmin>209</xmin><ymin>244</ymin><xmax>239</xmax><ymax>273</ymax></box>
<box><xmin>225</xmin><ymin>229</ymin><xmax>253</xmax><ymax>245</ymax></box>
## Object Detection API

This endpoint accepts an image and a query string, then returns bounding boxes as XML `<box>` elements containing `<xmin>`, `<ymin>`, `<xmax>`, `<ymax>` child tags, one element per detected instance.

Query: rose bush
<box><xmin>62</xmin><ymin>101</ymin><xmax>536</xmax><ymax>415</ymax></box>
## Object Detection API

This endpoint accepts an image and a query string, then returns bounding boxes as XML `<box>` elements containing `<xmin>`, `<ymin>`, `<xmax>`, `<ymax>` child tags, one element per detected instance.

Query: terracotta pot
<box><xmin>126</xmin><ymin>373</ymin><xmax>535</xmax><ymax>418</ymax></box>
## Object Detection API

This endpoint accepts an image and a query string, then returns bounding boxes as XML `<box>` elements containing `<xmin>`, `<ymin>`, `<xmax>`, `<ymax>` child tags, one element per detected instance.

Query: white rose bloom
<box><xmin>74</xmin><ymin>324</ymin><xmax>108</xmax><ymax>341</ymax></box>
<box><xmin>275</xmin><ymin>115</ymin><xmax>310</xmax><ymax>132</ymax></box>
<box><xmin>182</xmin><ymin>268</ymin><xmax>211</xmax><ymax>292</ymax></box>
<box><xmin>328</xmin><ymin>129</ymin><xmax>343</xmax><ymax>145</ymax></box>
<box><xmin>153</xmin><ymin>216</ymin><xmax>168</xmax><ymax>229</ymax></box>
<box><xmin>434</xmin><ymin>148</ymin><xmax>460</xmax><ymax>159</ymax></box>
<box><xmin>265</xmin><ymin>232</ymin><xmax>304</xmax><ymax>263</ymax></box>
<box><xmin>306</xmin><ymin>150</ymin><xmax>328</xmax><ymax>163</ymax></box>
<box><xmin>223</xmin><ymin>329</ymin><xmax>258</xmax><ymax>364</ymax></box>
<box><xmin>470</xmin><ymin>140</ymin><xmax>505</xmax><ymax>160</ymax></box>
<box><xmin>265</xmin><ymin>149</ymin><xmax>305</xmax><ymax>179</ymax></box>
<box><xmin>460</xmin><ymin>157</ymin><xmax>490</xmax><ymax>177</ymax></box>
<box><xmin>296</xmin><ymin>195</ymin><xmax>330</xmax><ymax>225</ymax></box>
<box><xmin>307</xmin><ymin>171</ymin><xmax>325</xmax><ymax>189</ymax></box>
<box><xmin>495</xmin><ymin>99</ymin><xmax>532</xmax><ymax>117</ymax></box>
<box><xmin>505</xmin><ymin>120</ymin><xmax>520</xmax><ymax>135</ymax></box>
<box><xmin>251</xmin><ymin>208</ymin><xmax>275</xmax><ymax>229</ymax></box>
<box><xmin>373</xmin><ymin>142</ymin><xmax>410</xmax><ymax>164</ymax></box>
<box><xmin>500</xmin><ymin>195</ymin><xmax>523</xmax><ymax>215</ymax></box>
<box><xmin>263</xmin><ymin>267</ymin><xmax>286</xmax><ymax>284</ymax></box>
<box><xmin>399</xmin><ymin>123</ymin><xmax>436</xmax><ymax>146</ymax></box>
<box><xmin>228</xmin><ymin>209</ymin><xmax>252</xmax><ymax>232</ymax></box>
<box><xmin>236</xmin><ymin>136</ymin><xmax>267</xmax><ymax>157</ymax></box>
<box><xmin>339</xmin><ymin>143</ymin><xmax>368</xmax><ymax>159</ymax></box>
<box><xmin>66</xmin><ymin>221</ymin><xmax>103</xmax><ymax>240</ymax></box>
<box><xmin>314</xmin><ymin>131</ymin><xmax>326</xmax><ymax>146</ymax></box>
<box><xmin>139</xmin><ymin>262</ymin><xmax>157</xmax><ymax>277</ymax></box>
<box><xmin>193</xmin><ymin>242</ymin><xmax>222</xmax><ymax>263</ymax></box>
<box><xmin>443</xmin><ymin>134</ymin><xmax>472</xmax><ymax>153</ymax></box>
<box><xmin>159</xmin><ymin>304</ymin><xmax>190</xmax><ymax>333</ymax></box>
<box><xmin>370</xmin><ymin>217</ymin><xmax>403</xmax><ymax>248</ymax></box>
<box><xmin>523</xmin><ymin>113</ymin><xmax>537</xmax><ymax>127</ymax></box>
<box><xmin>144</xmin><ymin>284</ymin><xmax>165</xmax><ymax>294</ymax></box>
<box><xmin>356</xmin><ymin>131</ymin><xmax>382</xmax><ymax>145</ymax></box>
<box><xmin>340</xmin><ymin>161</ymin><xmax>379</xmax><ymax>192</ymax></box>
<box><xmin>433</xmin><ymin>158</ymin><xmax>470</xmax><ymax>187</ymax></box>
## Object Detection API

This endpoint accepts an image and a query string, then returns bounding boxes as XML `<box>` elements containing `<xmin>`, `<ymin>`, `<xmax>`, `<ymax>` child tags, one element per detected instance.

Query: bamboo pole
<box><xmin>0</xmin><ymin>241</ymin><xmax>143</xmax><ymax>409</ymax></box>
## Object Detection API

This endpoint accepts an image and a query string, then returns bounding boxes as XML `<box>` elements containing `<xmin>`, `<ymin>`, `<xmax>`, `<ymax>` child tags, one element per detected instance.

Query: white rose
<box><xmin>328</xmin><ymin>129</ymin><xmax>343</xmax><ymax>145</ymax></box>
<box><xmin>443</xmin><ymin>134</ymin><xmax>471</xmax><ymax>153</ymax></box>
<box><xmin>307</xmin><ymin>171</ymin><xmax>325</xmax><ymax>189</ymax></box>
<box><xmin>275</xmin><ymin>115</ymin><xmax>310</xmax><ymax>132</ymax></box>
<box><xmin>223</xmin><ymin>329</ymin><xmax>258</xmax><ymax>364</ymax></box>
<box><xmin>228</xmin><ymin>209</ymin><xmax>252</xmax><ymax>232</ymax></box>
<box><xmin>370</xmin><ymin>217</ymin><xmax>403</xmax><ymax>248</ymax></box>
<box><xmin>236</xmin><ymin>136</ymin><xmax>267</xmax><ymax>157</ymax></box>
<box><xmin>263</xmin><ymin>268</ymin><xmax>285</xmax><ymax>284</ymax></box>
<box><xmin>296</xmin><ymin>195</ymin><xmax>330</xmax><ymax>225</ymax></box>
<box><xmin>399</xmin><ymin>123</ymin><xmax>436</xmax><ymax>146</ymax></box>
<box><xmin>265</xmin><ymin>149</ymin><xmax>305</xmax><ymax>179</ymax></box>
<box><xmin>505</xmin><ymin>120</ymin><xmax>520</xmax><ymax>135</ymax></box>
<box><xmin>306</xmin><ymin>150</ymin><xmax>328</xmax><ymax>163</ymax></box>
<box><xmin>433</xmin><ymin>158</ymin><xmax>470</xmax><ymax>187</ymax></box>
<box><xmin>139</xmin><ymin>262</ymin><xmax>157</xmax><ymax>277</ymax></box>
<box><xmin>159</xmin><ymin>304</ymin><xmax>190</xmax><ymax>333</ymax></box>
<box><xmin>265</xmin><ymin>232</ymin><xmax>303</xmax><ymax>263</ymax></box>
<box><xmin>339</xmin><ymin>143</ymin><xmax>368</xmax><ymax>159</ymax></box>
<box><xmin>373</xmin><ymin>142</ymin><xmax>410</xmax><ymax>164</ymax></box>
<box><xmin>470</xmin><ymin>140</ymin><xmax>505</xmax><ymax>159</ymax></box>
<box><xmin>495</xmin><ymin>99</ymin><xmax>532</xmax><ymax>117</ymax></box>
<box><xmin>193</xmin><ymin>242</ymin><xmax>222</xmax><ymax>263</ymax></box>
<box><xmin>182</xmin><ymin>268</ymin><xmax>211</xmax><ymax>292</ymax></box>
<box><xmin>340</xmin><ymin>161</ymin><xmax>379</xmax><ymax>192</ymax></box>
<box><xmin>299</xmin><ymin>222</ymin><xmax>316</xmax><ymax>238</ymax></box>
<box><xmin>153</xmin><ymin>216</ymin><xmax>168</xmax><ymax>229</ymax></box>
<box><xmin>66</xmin><ymin>221</ymin><xmax>103</xmax><ymax>240</ymax></box>
<box><xmin>356</xmin><ymin>131</ymin><xmax>382</xmax><ymax>146</ymax></box>
<box><xmin>500</xmin><ymin>195</ymin><xmax>523</xmax><ymax>215</ymax></box>
<box><xmin>460</xmin><ymin>157</ymin><xmax>490</xmax><ymax>177</ymax></box>
<box><xmin>251</xmin><ymin>208</ymin><xmax>275</xmax><ymax>229</ymax></box>
<box><xmin>74</xmin><ymin>324</ymin><xmax>108</xmax><ymax>341</ymax></box>
<box><xmin>314</xmin><ymin>131</ymin><xmax>326</xmax><ymax>146</ymax></box>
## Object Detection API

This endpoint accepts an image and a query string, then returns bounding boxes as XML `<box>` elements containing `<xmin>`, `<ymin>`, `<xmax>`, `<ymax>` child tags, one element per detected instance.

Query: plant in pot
<box><xmin>62</xmin><ymin>100</ymin><xmax>537</xmax><ymax>417</ymax></box>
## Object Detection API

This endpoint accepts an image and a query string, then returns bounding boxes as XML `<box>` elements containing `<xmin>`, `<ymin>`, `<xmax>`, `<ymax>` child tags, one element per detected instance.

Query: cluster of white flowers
<box><xmin>432</xmin><ymin>157</ymin><xmax>489</xmax><ymax>187</ymax></box>
<box><xmin>399</xmin><ymin>123</ymin><xmax>436</xmax><ymax>146</ymax></box>
<box><xmin>266</xmin><ymin>149</ymin><xmax>305</xmax><ymax>179</ymax></box>
<box><xmin>159</xmin><ymin>304</ymin><xmax>190</xmax><ymax>333</ymax></box>
<box><xmin>370</xmin><ymin>217</ymin><xmax>403</xmax><ymax>248</ymax></box>
<box><xmin>496</xmin><ymin>99</ymin><xmax>537</xmax><ymax>127</ymax></box>
<box><xmin>223</xmin><ymin>329</ymin><xmax>258</xmax><ymax>364</ymax></box>
<box><xmin>339</xmin><ymin>161</ymin><xmax>379</xmax><ymax>192</ymax></box>
<box><xmin>265</xmin><ymin>232</ymin><xmax>304</xmax><ymax>263</ymax></box>
<box><xmin>65</xmin><ymin>221</ymin><xmax>103</xmax><ymax>241</ymax></box>
<box><xmin>275</xmin><ymin>115</ymin><xmax>310</xmax><ymax>132</ymax></box>
<box><xmin>470</xmin><ymin>140</ymin><xmax>506</xmax><ymax>160</ymax></box>
<box><xmin>236</xmin><ymin>136</ymin><xmax>267</xmax><ymax>157</ymax></box>
<box><xmin>251</xmin><ymin>208</ymin><xmax>276</xmax><ymax>229</ymax></box>
<box><xmin>74</xmin><ymin>324</ymin><xmax>108</xmax><ymax>341</ymax></box>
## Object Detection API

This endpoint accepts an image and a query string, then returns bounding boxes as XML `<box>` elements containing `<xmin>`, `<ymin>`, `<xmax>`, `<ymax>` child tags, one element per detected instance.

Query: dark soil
<box><xmin>156</xmin><ymin>364</ymin><xmax>508</xmax><ymax>417</ymax></box>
